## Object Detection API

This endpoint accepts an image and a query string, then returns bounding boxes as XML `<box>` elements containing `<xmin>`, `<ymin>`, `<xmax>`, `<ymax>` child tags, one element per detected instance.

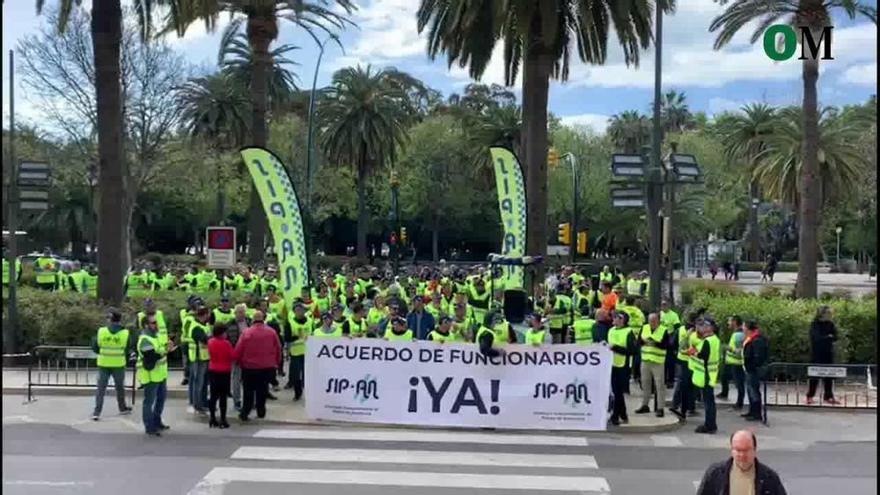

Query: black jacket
<box><xmin>809</xmin><ymin>320</ymin><xmax>837</xmax><ymax>363</ymax></box>
<box><xmin>743</xmin><ymin>333</ymin><xmax>770</xmax><ymax>375</ymax></box>
<box><xmin>696</xmin><ymin>458</ymin><xmax>787</xmax><ymax>495</ymax></box>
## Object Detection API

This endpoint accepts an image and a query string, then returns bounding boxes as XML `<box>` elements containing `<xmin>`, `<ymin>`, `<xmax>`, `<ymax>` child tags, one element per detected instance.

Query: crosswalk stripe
<box><xmin>232</xmin><ymin>446</ymin><xmax>599</xmax><ymax>469</ymax></box>
<box><xmin>651</xmin><ymin>435</ymin><xmax>683</xmax><ymax>447</ymax></box>
<box><xmin>253</xmin><ymin>427</ymin><xmax>589</xmax><ymax>446</ymax></box>
<box><xmin>190</xmin><ymin>467</ymin><xmax>611</xmax><ymax>493</ymax></box>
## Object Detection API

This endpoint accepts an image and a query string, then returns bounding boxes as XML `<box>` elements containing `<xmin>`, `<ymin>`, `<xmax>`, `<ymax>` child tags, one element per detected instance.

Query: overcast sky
<box><xmin>2</xmin><ymin>0</ymin><xmax>876</xmax><ymax>135</ymax></box>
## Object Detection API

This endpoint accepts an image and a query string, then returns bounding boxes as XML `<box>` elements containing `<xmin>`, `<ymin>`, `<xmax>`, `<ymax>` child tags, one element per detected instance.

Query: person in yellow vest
<box><xmin>34</xmin><ymin>248</ymin><xmax>58</xmax><ymax>291</ymax></box>
<box><xmin>187</xmin><ymin>306</ymin><xmax>212</xmax><ymax>414</ymax></box>
<box><xmin>312</xmin><ymin>282</ymin><xmax>333</xmax><ymax>317</ymax></box>
<box><xmin>179</xmin><ymin>295</ymin><xmax>202</xmax><ymax>387</ymax></box>
<box><xmin>91</xmin><ymin>308</ymin><xmax>133</xmax><ymax>420</ymax></box>
<box><xmin>599</xmin><ymin>265</ymin><xmax>614</xmax><ymax>285</ymax></box>
<box><xmin>137</xmin><ymin>299</ymin><xmax>168</xmax><ymax>346</ymax></box>
<box><xmin>608</xmin><ymin>311</ymin><xmax>637</xmax><ymax>426</ymax></box>
<box><xmin>691</xmin><ymin>317</ymin><xmax>721</xmax><ymax>434</ymax></box>
<box><xmin>67</xmin><ymin>261</ymin><xmax>89</xmax><ymax>293</ymax></box>
<box><xmin>212</xmin><ymin>294</ymin><xmax>236</xmax><ymax>327</ymax></box>
<box><xmin>366</xmin><ymin>294</ymin><xmax>388</xmax><ymax>335</ymax></box>
<box><xmin>2</xmin><ymin>255</ymin><xmax>22</xmax><ymax>287</ymax></box>
<box><xmin>313</xmin><ymin>312</ymin><xmax>343</xmax><ymax>339</ymax></box>
<box><xmin>451</xmin><ymin>303</ymin><xmax>476</xmax><ymax>343</ymax></box>
<box><xmin>717</xmin><ymin>315</ymin><xmax>745</xmax><ymax>410</ymax></box>
<box><xmin>468</xmin><ymin>278</ymin><xmax>491</xmax><ymax>330</ymax></box>
<box><xmin>428</xmin><ymin>316</ymin><xmax>457</xmax><ymax>343</ymax></box>
<box><xmin>670</xmin><ymin>318</ymin><xmax>697</xmax><ymax>419</ymax></box>
<box><xmin>660</xmin><ymin>300</ymin><xmax>682</xmax><ymax>387</ymax></box>
<box><xmin>572</xmin><ymin>314</ymin><xmax>596</xmax><ymax>345</ymax></box>
<box><xmin>285</xmin><ymin>301</ymin><xmax>312</xmax><ymax>400</ymax></box>
<box><xmin>544</xmin><ymin>291</ymin><xmax>571</xmax><ymax>344</ymax></box>
<box><xmin>384</xmin><ymin>315</ymin><xmax>414</xmax><ymax>341</ymax></box>
<box><xmin>476</xmin><ymin>311</ymin><xmax>509</xmax><ymax>358</ymax></box>
<box><xmin>341</xmin><ymin>302</ymin><xmax>369</xmax><ymax>338</ymax></box>
<box><xmin>634</xmin><ymin>313</ymin><xmax>670</xmax><ymax>418</ymax></box>
<box><xmin>523</xmin><ymin>312</ymin><xmax>551</xmax><ymax>346</ymax></box>
<box><xmin>138</xmin><ymin>313</ymin><xmax>175</xmax><ymax>435</ymax></box>
<box><xmin>425</xmin><ymin>291</ymin><xmax>445</xmax><ymax>321</ymax></box>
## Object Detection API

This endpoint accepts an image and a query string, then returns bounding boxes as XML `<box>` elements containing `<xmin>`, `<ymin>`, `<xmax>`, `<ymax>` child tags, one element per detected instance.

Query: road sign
<box><xmin>17</xmin><ymin>162</ymin><xmax>50</xmax><ymax>186</ymax></box>
<box><xmin>807</xmin><ymin>366</ymin><xmax>848</xmax><ymax>378</ymax></box>
<box><xmin>65</xmin><ymin>349</ymin><xmax>97</xmax><ymax>359</ymax></box>
<box><xmin>206</xmin><ymin>226</ymin><xmax>236</xmax><ymax>269</ymax></box>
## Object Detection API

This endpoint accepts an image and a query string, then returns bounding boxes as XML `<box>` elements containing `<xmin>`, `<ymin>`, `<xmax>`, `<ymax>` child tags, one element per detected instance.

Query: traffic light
<box><xmin>577</xmin><ymin>230</ymin><xmax>588</xmax><ymax>255</ymax></box>
<box><xmin>557</xmin><ymin>222</ymin><xmax>571</xmax><ymax>245</ymax></box>
<box><xmin>547</xmin><ymin>148</ymin><xmax>560</xmax><ymax>168</ymax></box>
<box><xmin>400</xmin><ymin>226</ymin><xmax>407</xmax><ymax>244</ymax></box>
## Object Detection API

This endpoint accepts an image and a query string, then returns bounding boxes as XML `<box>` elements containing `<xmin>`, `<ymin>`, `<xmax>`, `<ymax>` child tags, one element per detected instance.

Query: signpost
<box><xmin>206</xmin><ymin>226</ymin><xmax>236</xmax><ymax>270</ymax></box>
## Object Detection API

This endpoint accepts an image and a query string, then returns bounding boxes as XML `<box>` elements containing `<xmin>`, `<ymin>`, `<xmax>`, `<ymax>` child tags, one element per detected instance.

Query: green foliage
<box><xmin>689</xmin><ymin>292</ymin><xmax>877</xmax><ymax>364</ymax></box>
<box><xmin>679</xmin><ymin>280</ymin><xmax>744</xmax><ymax>306</ymax></box>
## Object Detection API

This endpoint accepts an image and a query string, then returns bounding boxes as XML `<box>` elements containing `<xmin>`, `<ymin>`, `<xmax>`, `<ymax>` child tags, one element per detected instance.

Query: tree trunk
<box><xmin>356</xmin><ymin>161</ymin><xmax>368</xmax><ymax>261</ymax></box>
<box><xmin>521</xmin><ymin>32</ymin><xmax>553</xmax><ymax>284</ymax></box>
<box><xmin>245</xmin><ymin>16</ymin><xmax>275</xmax><ymax>263</ymax></box>
<box><xmin>796</xmin><ymin>54</ymin><xmax>821</xmax><ymax>298</ymax></box>
<box><xmin>91</xmin><ymin>0</ymin><xmax>125</xmax><ymax>305</ymax></box>
<box><xmin>748</xmin><ymin>179</ymin><xmax>760</xmax><ymax>261</ymax></box>
<box><xmin>432</xmin><ymin>212</ymin><xmax>440</xmax><ymax>262</ymax></box>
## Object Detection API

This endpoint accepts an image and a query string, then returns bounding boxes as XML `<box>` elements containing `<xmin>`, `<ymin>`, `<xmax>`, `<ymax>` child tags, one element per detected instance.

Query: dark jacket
<box><xmin>743</xmin><ymin>333</ymin><xmax>770</xmax><ymax>375</ymax></box>
<box><xmin>592</xmin><ymin>321</ymin><xmax>612</xmax><ymax>344</ymax></box>
<box><xmin>407</xmin><ymin>310</ymin><xmax>436</xmax><ymax>340</ymax></box>
<box><xmin>226</xmin><ymin>317</ymin><xmax>252</xmax><ymax>346</ymax></box>
<box><xmin>696</xmin><ymin>458</ymin><xmax>787</xmax><ymax>495</ymax></box>
<box><xmin>809</xmin><ymin>320</ymin><xmax>837</xmax><ymax>363</ymax></box>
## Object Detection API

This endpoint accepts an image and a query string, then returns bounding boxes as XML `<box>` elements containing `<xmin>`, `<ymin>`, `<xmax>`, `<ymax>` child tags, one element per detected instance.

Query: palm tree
<box><xmin>36</xmin><ymin>0</ymin><xmax>157</xmax><ymax>305</ymax></box>
<box><xmin>163</xmin><ymin>0</ymin><xmax>355</xmax><ymax>263</ymax></box>
<box><xmin>658</xmin><ymin>90</ymin><xmax>694</xmax><ymax>134</ymax></box>
<box><xmin>709</xmin><ymin>0</ymin><xmax>877</xmax><ymax>297</ymax></box>
<box><xmin>317</xmin><ymin>65</ymin><xmax>423</xmax><ymax>260</ymax></box>
<box><xmin>719</xmin><ymin>103</ymin><xmax>777</xmax><ymax>261</ymax></box>
<box><xmin>466</xmin><ymin>104</ymin><xmax>523</xmax><ymax>185</ymax></box>
<box><xmin>754</xmin><ymin>106</ymin><xmax>871</xmax><ymax>212</ymax></box>
<box><xmin>417</xmin><ymin>0</ymin><xmax>671</xmax><ymax>276</ymax></box>
<box><xmin>218</xmin><ymin>24</ymin><xmax>300</xmax><ymax>110</ymax></box>
<box><xmin>608</xmin><ymin>111</ymin><xmax>652</xmax><ymax>154</ymax></box>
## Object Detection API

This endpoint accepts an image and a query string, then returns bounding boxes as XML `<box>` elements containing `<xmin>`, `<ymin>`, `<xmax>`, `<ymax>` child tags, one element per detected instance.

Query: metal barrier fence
<box><xmin>763</xmin><ymin>362</ymin><xmax>877</xmax><ymax>425</ymax></box>
<box><xmin>26</xmin><ymin>345</ymin><xmax>137</xmax><ymax>404</ymax></box>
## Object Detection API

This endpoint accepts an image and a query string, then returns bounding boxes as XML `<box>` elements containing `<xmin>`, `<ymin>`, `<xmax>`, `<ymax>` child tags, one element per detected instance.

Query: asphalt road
<box><xmin>3</xmin><ymin>417</ymin><xmax>876</xmax><ymax>495</ymax></box>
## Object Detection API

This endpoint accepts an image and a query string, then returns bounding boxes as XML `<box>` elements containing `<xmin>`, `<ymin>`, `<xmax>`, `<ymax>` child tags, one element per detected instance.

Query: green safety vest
<box><xmin>314</xmin><ymin>295</ymin><xmax>331</xmax><ymax>314</ymax></box>
<box><xmin>96</xmin><ymin>327</ymin><xmax>130</xmax><ymax>368</ymax></box>
<box><xmin>366</xmin><ymin>307</ymin><xmax>386</xmax><ymax>329</ymax></box>
<box><xmin>427</xmin><ymin>329</ymin><xmax>455</xmax><ymax>343</ymax></box>
<box><xmin>223</xmin><ymin>275</ymin><xmax>241</xmax><ymax>291</ymax></box>
<box><xmin>425</xmin><ymin>304</ymin><xmax>443</xmax><ymax>321</ymax></box>
<box><xmin>2</xmin><ymin>258</ymin><xmax>21</xmax><ymax>285</ymax></box>
<box><xmin>136</xmin><ymin>333</ymin><xmax>168</xmax><ymax>385</ymax></box>
<box><xmin>573</xmin><ymin>318</ymin><xmax>595</xmax><ymax>344</ymax></box>
<box><xmin>547</xmin><ymin>298</ymin><xmax>570</xmax><ymax>330</ymax></box>
<box><xmin>187</xmin><ymin>321</ymin><xmax>211</xmax><ymax>362</ymax></box>
<box><xmin>213</xmin><ymin>308</ymin><xmax>236</xmax><ymax>326</ymax></box>
<box><xmin>347</xmin><ymin>317</ymin><xmax>367</xmax><ymax>338</ymax></box>
<box><xmin>660</xmin><ymin>310</ymin><xmax>681</xmax><ymax>328</ymax></box>
<box><xmin>68</xmin><ymin>271</ymin><xmax>88</xmax><ymax>292</ymax></box>
<box><xmin>626</xmin><ymin>278</ymin><xmax>642</xmax><ymax>295</ymax></box>
<box><xmin>85</xmin><ymin>274</ymin><xmax>99</xmax><ymax>294</ymax></box>
<box><xmin>476</xmin><ymin>325</ymin><xmax>507</xmax><ymax>346</ymax></box>
<box><xmin>289</xmin><ymin>317</ymin><xmax>312</xmax><ymax>356</ymax></box>
<box><xmin>677</xmin><ymin>326</ymin><xmax>690</xmax><ymax>362</ymax></box>
<box><xmin>640</xmin><ymin>324</ymin><xmax>668</xmax><ymax>364</ymax></box>
<box><xmin>384</xmin><ymin>328</ymin><xmax>413</xmax><ymax>341</ymax></box>
<box><xmin>35</xmin><ymin>257</ymin><xmax>57</xmax><ymax>284</ymax></box>
<box><xmin>524</xmin><ymin>329</ymin><xmax>547</xmax><ymax>346</ymax></box>
<box><xmin>608</xmin><ymin>326</ymin><xmax>630</xmax><ymax>368</ymax></box>
<box><xmin>452</xmin><ymin>318</ymin><xmax>474</xmax><ymax>342</ymax></box>
<box><xmin>127</xmin><ymin>273</ymin><xmax>150</xmax><ymax>295</ymax></box>
<box><xmin>312</xmin><ymin>325</ymin><xmax>343</xmax><ymax>339</ymax></box>
<box><xmin>599</xmin><ymin>272</ymin><xmax>613</xmax><ymax>283</ymax></box>
<box><xmin>692</xmin><ymin>334</ymin><xmax>721</xmax><ymax>388</ymax></box>
<box><xmin>688</xmin><ymin>332</ymin><xmax>703</xmax><ymax>371</ymax></box>
<box><xmin>468</xmin><ymin>287</ymin><xmax>491</xmax><ymax>323</ymax></box>
<box><xmin>137</xmin><ymin>311</ymin><xmax>168</xmax><ymax>345</ymax></box>
<box><xmin>241</xmin><ymin>278</ymin><xmax>258</xmax><ymax>293</ymax></box>
<box><xmin>726</xmin><ymin>331</ymin><xmax>744</xmax><ymax>366</ymax></box>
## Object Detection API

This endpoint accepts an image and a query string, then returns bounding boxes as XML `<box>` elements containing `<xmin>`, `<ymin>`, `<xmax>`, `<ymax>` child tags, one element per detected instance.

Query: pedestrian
<box><xmin>696</xmin><ymin>430</ymin><xmax>787</xmax><ymax>495</ymax></box>
<box><xmin>226</xmin><ymin>303</ymin><xmax>250</xmax><ymax>411</ymax></box>
<box><xmin>608</xmin><ymin>311</ymin><xmax>636</xmax><ymax>426</ymax></box>
<box><xmin>188</xmin><ymin>306</ymin><xmax>212</xmax><ymax>415</ymax></box>
<box><xmin>742</xmin><ymin>320</ymin><xmax>769</xmax><ymax>421</ymax></box>
<box><xmin>670</xmin><ymin>316</ymin><xmax>695</xmax><ymax>419</ymax></box>
<box><xmin>692</xmin><ymin>318</ymin><xmax>721</xmax><ymax>434</ymax></box>
<box><xmin>806</xmin><ymin>305</ymin><xmax>841</xmax><ymax>405</ymax></box>
<box><xmin>599</xmin><ymin>282</ymin><xmax>617</xmax><ymax>313</ymax></box>
<box><xmin>592</xmin><ymin>309</ymin><xmax>612</xmax><ymax>345</ymax></box>
<box><xmin>91</xmin><ymin>308</ymin><xmax>133</xmax><ymax>421</ymax></box>
<box><xmin>709</xmin><ymin>261</ymin><xmax>719</xmax><ymax>280</ymax></box>
<box><xmin>717</xmin><ymin>316</ymin><xmax>746</xmax><ymax>411</ymax></box>
<box><xmin>406</xmin><ymin>294</ymin><xmax>435</xmax><ymax>340</ymax></box>
<box><xmin>285</xmin><ymin>301</ymin><xmax>312</xmax><ymax>401</ymax></box>
<box><xmin>766</xmin><ymin>254</ymin><xmax>777</xmax><ymax>282</ymax></box>
<box><xmin>475</xmin><ymin>311</ymin><xmax>507</xmax><ymax>357</ymax></box>
<box><xmin>660</xmin><ymin>300</ymin><xmax>681</xmax><ymax>388</ymax></box>
<box><xmin>522</xmin><ymin>312</ymin><xmax>551</xmax><ymax>346</ymax></box>
<box><xmin>233</xmin><ymin>310</ymin><xmax>282</xmax><ymax>421</ymax></box>
<box><xmin>137</xmin><ymin>314</ymin><xmax>174</xmax><ymax>436</ymax></box>
<box><xmin>635</xmin><ymin>313</ymin><xmax>669</xmax><ymax>418</ymax></box>
<box><xmin>207</xmin><ymin>323</ymin><xmax>233</xmax><ymax>429</ymax></box>
<box><xmin>385</xmin><ymin>315</ymin><xmax>414</xmax><ymax>341</ymax></box>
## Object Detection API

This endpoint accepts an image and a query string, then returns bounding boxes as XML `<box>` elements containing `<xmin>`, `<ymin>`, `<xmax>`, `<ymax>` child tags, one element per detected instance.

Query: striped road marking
<box><xmin>232</xmin><ymin>445</ymin><xmax>599</xmax><ymax>469</ymax></box>
<box><xmin>253</xmin><ymin>427</ymin><xmax>589</xmax><ymax>446</ymax></box>
<box><xmin>188</xmin><ymin>467</ymin><xmax>611</xmax><ymax>494</ymax></box>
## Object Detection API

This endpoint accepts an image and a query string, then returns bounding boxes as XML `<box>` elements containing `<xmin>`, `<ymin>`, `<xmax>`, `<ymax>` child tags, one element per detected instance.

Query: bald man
<box><xmin>696</xmin><ymin>430</ymin><xmax>787</xmax><ymax>495</ymax></box>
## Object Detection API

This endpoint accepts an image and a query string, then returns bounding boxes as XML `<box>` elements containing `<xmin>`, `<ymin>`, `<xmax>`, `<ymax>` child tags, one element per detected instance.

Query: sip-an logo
<box><xmin>325</xmin><ymin>375</ymin><xmax>379</xmax><ymax>403</ymax></box>
<box><xmin>764</xmin><ymin>25</ymin><xmax>833</xmax><ymax>61</ymax></box>
<box><xmin>533</xmin><ymin>379</ymin><xmax>591</xmax><ymax>408</ymax></box>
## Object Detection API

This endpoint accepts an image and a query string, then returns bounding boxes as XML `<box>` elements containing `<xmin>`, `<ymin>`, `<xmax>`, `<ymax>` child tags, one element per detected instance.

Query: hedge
<box><xmin>689</xmin><ymin>292</ymin><xmax>876</xmax><ymax>365</ymax></box>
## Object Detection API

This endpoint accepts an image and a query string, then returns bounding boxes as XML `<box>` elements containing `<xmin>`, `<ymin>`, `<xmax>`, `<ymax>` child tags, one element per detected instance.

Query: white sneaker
<box><xmin>92</xmin><ymin>415</ymin><xmax>100</xmax><ymax>421</ymax></box>
<box><xmin>187</xmin><ymin>406</ymin><xmax>195</xmax><ymax>414</ymax></box>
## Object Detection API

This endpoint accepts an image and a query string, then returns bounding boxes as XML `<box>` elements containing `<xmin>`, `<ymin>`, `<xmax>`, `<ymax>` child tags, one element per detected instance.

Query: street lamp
<box><xmin>560</xmin><ymin>152</ymin><xmax>581</xmax><ymax>262</ymax></box>
<box><xmin>836</xmin><ymin>226</ymin><xmax>843</xmax><ymax>271</ymax></box>
<box><xmin>390</xmin><ymin>170</ymin><xmax>400</xmax><ymax>275</ymax></box>
<box><xmin>305</xmin><ymin>35</ymin><xmax>342</xmax><ymax>209</ymax></box>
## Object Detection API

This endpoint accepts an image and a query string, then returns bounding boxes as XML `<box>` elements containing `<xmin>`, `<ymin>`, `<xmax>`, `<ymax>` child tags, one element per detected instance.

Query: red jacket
<box><xmin>233</xmin><ymin>323</ymin><xmax>282</xmax><ymax>370</ymax></box>
<box><xmin>208</xmin><ymin>337</ymin><xmax>235</xmax><ymax>373</ymax></box>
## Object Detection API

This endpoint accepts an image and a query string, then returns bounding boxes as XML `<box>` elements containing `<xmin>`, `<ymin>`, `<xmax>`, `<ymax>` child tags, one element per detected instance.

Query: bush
<box><xmin>679</xmin><ymin>280</ymin><xmax>744</xmax><ymax>306</ymax></box>
<box><xmin>688</xmin><ymin>292</ymin><xmax>876</xmax><ymax>364</ymax></box>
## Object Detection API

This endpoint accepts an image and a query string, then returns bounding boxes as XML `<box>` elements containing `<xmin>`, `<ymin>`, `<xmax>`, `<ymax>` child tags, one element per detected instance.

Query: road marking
<box><xmin>232</xmin><ymin>446</ymin><xmax>599</xmax><ymax>469</ymax></box>
<box><xmin>254</xmin><ymin>427</ymin><xmax>588</xmax><ymax>446</ymax></box>
<box><xmin>188</xmin><ymin>467</ymin><xmax>611</xmax><ymax>493</ymax></box>
<box><xmin>4</xmin><ymin>481</ymin><xmax>94</xmax><ymax>487</ymax></box>
<box><xmin>651</xmin><ymin>434</ymin><xmax>683</xmax><ymax>447</ymax></box>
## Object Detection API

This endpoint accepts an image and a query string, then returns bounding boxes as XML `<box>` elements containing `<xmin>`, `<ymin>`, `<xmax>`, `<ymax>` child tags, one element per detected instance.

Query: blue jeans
<box><xmin>672</xmin><ymin>361</ymin><xmax>693</xmax><ymax>412</ymax></box>
<box><xmin>93</xmin><ymin>367</ymin><xmax>128</xmax><ymax>416</ymax></box>
<box><xmin>142</xmin><ymin>381</ymin><xmax>166</xmax><ymax>433</ymax></box>
<box><xmin>746</xmin><ymin>371</ymin><xmax>763</xmax><ymax>419</ymax></box>
<box><xmin>702</xmin><ymin>385</ymin><xmax>717</xmax><ymax>430</ymax></box>
<box><xmin>189</xmin><ymin>360</ymin><xmax>208</xmax><ymax>410</ymax></box>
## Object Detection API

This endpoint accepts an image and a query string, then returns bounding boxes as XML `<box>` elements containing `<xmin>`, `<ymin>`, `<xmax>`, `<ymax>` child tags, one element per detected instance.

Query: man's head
<box><xmin>107</xmin><ymin>308</ymin><xmax>122</xmax><ymax>324</ymax></box>
<box><xmin>144</xmin><ymin>298</ymin><xmax>156</xmax><ymax>314</ymax></box>
<box><xmin>145</xmin><ymin>315</ymin><xmax>159</xmax><ymax>333</ymax></box>
<box><xmin>352</xmin><ymin>302</ymin><xmax>366</xmax><ymax>319</ymax></box>
<box><xmin>252</xmin><ymin>310</ymin><xmax>266</xmax><ymax>323</ymax></box>
<box><xmin>391</xmin><ymin>316</ymin><xmax>407</xmax><ymax>332</ymax></box>
<box><xmin>601</xmin><ymin>282</ymin><xmax>612</xmax><ymax>294</ymax></box>
<box><xmin>438</xmin><ymin>315</ymin><xmax>453</xmax><ymax>332</ymax></box>
<box><xmin>700</xmin><ymin>317</ymin><xmax>718</xmax><ymax>336</ymax></box>
<box><xmin>320</xmin><ymin>312</ymin><xmax>333</xmax><ymax>326</ymax></box>
<box><xmin>648</xmin><ymin>312</ymin><xmax>660</xmax><ymax>328</ymax></box>
<box><xmin>197</xmin><ymin>306</ymin><xmax>211</xmax><ymax>322</ymax></box>
<box><xmin>293</xmin><ymin>302</ymin><xmax>307</xmax><ymax>317</ymax></box>
<box><xmin>613</xmin><ymin>311</ymin><xmax>630</xmax><ymax>328</ymax></box>
<box><xmin>412</xmin><ymin>295</ymin><xmax>424</xmax><ymax>310</ymax></box>
<box><xmin>745</xmin><ymin>320</ymin><xmax>759</xmax><ymax>335</ymax></box>
<box><xmin>220</xmin><ymin>293</ymin><xmax>231</xmax><ymax>309</ymax></box>
<box><xmin>234</xmin><ymin>303</ymin><xmax>248</xmax><ymax>320</ymax></box>
<box><xmin>730</xmin><ymin>430</ymin><xmax>758</xmax><ymax>471</ymax></box>
<box><xmin>729</xmin><ymin>315</ymin><xmax>743</xmax><ymax>331</ymax></box>
<box><xmin>660</xmin><ymin>300</ymin><xmax>670</xmax><ymax>312</ymax></box>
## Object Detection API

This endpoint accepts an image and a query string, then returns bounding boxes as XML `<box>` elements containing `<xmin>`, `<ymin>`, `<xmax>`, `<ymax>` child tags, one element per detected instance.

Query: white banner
<box><xmin>305</xmin><ymin>340</ymin><xmax>613</xmax><ymax>431</ymax></box>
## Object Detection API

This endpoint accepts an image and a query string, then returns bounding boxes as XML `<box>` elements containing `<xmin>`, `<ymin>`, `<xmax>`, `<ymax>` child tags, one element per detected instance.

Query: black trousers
<box><xmin>664</xmin><ymin>351</ymin><xmax>677</xmax><ymax>387</ymax></box>
<box><xmin>208</xmin><ymin>370</ymin><xmax>231</xmax><ymax>422</ymax></box>
<box><xmin>720</xmin><ymin>364</ymin><xmax>745</xmax><ymax>407</ymax></box>
<box><xmin>241</xmin><ymin>368</ymin><xmax>274</xmax><ymax>419</ymax></box>
<box><xmin>807</xmin><ymin>377</ymin><xmax>835</xmax><ymax>400</ymax></box>
<box><xmin>611</xmin><ymin>367</ymin><xmax>629</xmax><ymax>421</ymax></box>
<box><xmin>288</xmin><ymin>355</ymin><xmax>305</xmax><ymax>399</ymax></box>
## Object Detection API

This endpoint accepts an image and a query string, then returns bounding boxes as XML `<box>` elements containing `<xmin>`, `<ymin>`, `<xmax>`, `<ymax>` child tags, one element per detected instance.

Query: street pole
<box><xmin>5</xmin><ymin>49</ymin><xmax>19</xmax><ymax>353</ymax></box>
<box><xmin>646</xmin><ymin>5</ymin><xmax>664</xmax><ymax>310</ymax></box>
<box><xmin>567</xmin><ymin>153</ymin><xmax>579</xmax><ymax>264</ymax></box>
<box><xmin>836</xmin><ymin>227</ymin><xmax>842</xmax><ymax>271</ymax></box>
<box><xmin>305</xmin><ymin>36</ymin><xmax>332</xmax><ymax>210</ymax></box>
<box><xmin>391</xmin><ymin>175</ymin><xmax>400</xmax><ymax>276</ymax></box>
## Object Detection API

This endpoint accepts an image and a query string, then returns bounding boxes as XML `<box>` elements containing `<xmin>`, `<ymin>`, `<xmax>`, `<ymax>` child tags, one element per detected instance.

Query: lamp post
<box><xmin>561</xmin><ymin>152</ymin><xmax>580</xmax><ymax>263</ymax></box>
<box><xmin>390</xmin><ymin>171</ymin><xmax>400</xmax><ymax>275</ymax></box>
<box><xmin>305</xmin><ymin>35</ymin><xmax>337</xmax><ymax>209</ymax></box>
<box><xmin>836</xmin><ymin>226</ymin><xmax>842</xmax><ymax>271</ymax></box>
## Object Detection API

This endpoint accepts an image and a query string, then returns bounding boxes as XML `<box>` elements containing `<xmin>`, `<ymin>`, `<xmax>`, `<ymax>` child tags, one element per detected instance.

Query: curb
<box><xmin>2</xmin><ymin>387</ymin><xmax>683</xmax><ymax>434</ymax></box>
